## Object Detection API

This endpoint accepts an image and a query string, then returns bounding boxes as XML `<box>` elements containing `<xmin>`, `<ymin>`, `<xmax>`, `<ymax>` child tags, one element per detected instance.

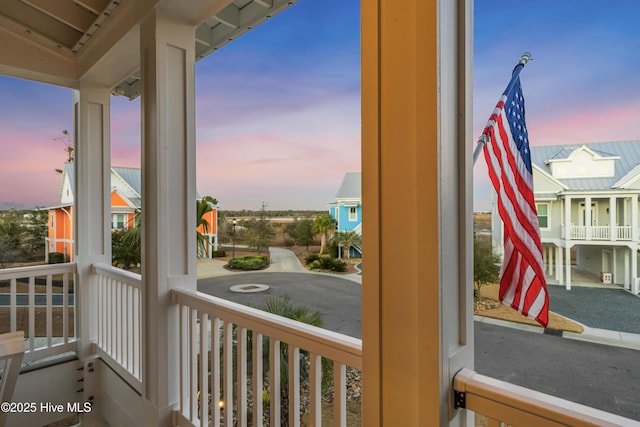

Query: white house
<box><xmin>493</xmin><ymin>140</ymin><xmax>640</xmax><ymax>293</ymax></box>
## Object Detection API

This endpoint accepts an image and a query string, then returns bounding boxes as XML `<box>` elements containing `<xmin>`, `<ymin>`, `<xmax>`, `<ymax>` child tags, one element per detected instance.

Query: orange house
<box><xmin>47</xmin><ymin>163</ymin><xmax>219</xmax><ymax>261</ymax></box>
<box><xmin>46</xmin><ymin>163</ymin><xmax>141</xmax><ymax>262</ymax></box>
<box><xmin>196</xmin><ymin>201</ymin><xmax>219</xmax><ymax>258</ymax></box>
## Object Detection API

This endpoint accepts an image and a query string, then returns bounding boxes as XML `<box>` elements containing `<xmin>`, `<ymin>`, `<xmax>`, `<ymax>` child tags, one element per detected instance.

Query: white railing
<box><xmin>568</xmin><ymin>225</ymin><xmax>635</xmax><ymax>241</ymax></box>
<box><xmin>617</xmin><ymin>226</ymin><xmax>633</xmax><ymax>240</ymax></box>
<box><xmin>92</xmin><ymin>263</ymin><xmax>142</xmax><ymax>390</ymax></box>
<box><xmin>570</xmin><ymin>225</ymin><xmax>586</xmax><ymax>239</ymax></box>
<box><xmin>591</xmin><ymin>226</ymin><xmax>610</xmax><ymax>240</ymax></box>
<box><xmin>454</xmin><ymin>368</ymin><xmax>640</xmax><ymax>427</ymax></box>
<box><xmin>171</xmin><ymin>288</ymin><xmax>362</xmax><ymax>427</ymax></box>
<box><xmin>0</xmin><ymin>263</ymin><xmax>77</xmax><ymax>364</ymax></box>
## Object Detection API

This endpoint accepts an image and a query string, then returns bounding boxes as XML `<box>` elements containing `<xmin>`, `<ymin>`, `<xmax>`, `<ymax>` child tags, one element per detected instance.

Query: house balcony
<box><xmin>2</xmin><ymin>263</ymin><xmax>638</xmax><ymax>426</ymax></box>
<box><xmin>562</xmin><ymin>225</ymin><xmax>635</xmax><ymax>241</ymax></box>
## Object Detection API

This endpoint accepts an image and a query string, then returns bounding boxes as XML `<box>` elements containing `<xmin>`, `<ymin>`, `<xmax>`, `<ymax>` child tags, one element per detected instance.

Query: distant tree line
<box><xmin>0</xmin><ymin>209</ymin><xmax>48</xmax><ymax>267</ymax></box>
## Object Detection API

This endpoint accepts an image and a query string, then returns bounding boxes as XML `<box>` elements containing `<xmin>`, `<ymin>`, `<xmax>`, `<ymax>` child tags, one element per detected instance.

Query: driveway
<box><xmin>548</xmin><ymin>285</ymin><xmax>640</xmax><ymax>333</ymax></box>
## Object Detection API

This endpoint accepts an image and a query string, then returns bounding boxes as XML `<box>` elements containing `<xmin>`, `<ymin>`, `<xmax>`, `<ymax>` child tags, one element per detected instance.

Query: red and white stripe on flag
<box><xmin>482</xmin><ymin>79</ymin><xmax>549</xmax><ymax>327</ymax></box>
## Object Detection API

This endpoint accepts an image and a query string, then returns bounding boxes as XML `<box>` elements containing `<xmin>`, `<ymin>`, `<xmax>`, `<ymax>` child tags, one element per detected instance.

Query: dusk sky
<box><xmin>1</xmin><ymin>1</ymin><xmax>639</xmax><ymax>211</ymax></box>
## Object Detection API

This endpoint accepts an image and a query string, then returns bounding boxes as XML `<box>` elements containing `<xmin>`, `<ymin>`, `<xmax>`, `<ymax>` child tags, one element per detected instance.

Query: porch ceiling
<box><xmin>0</xmin><ymin>0</ymin><xmax>298</xmax><ymax>95</ymax></box>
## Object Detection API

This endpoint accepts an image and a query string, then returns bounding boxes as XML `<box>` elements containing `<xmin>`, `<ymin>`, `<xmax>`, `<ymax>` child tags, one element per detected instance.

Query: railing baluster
<box><xmin>190</xmin><ymin>308</ymin><xmax>198</xmax><ymax>422</ymax></box>
<box><xmin>237</xmin><ymin>327</ymin><xmax>248</xmax><ymax>427</ymax></box>
<box><xmin>179</xmin><ymin>304</ymin><xmax>186</xmax><ymax>416</ymax></box>
<box><xmin>46</xmin><ymin>274</ymin><xmax>52</xmax><ymax>347</ymax></box>
<box><xmin>309</xmin><ymin>353</ymin><xmax>322</xmax><ymax>427</ymax></box>
<box><xmin>224</xmin><ymin>321</ymin><xmax>234</xmax><ymax>427</ymax></box>
<box><xmin>289</xmin><ymin>346</ymin><xmax>300</xmax><ymax>427</ymax></box>
<box><xmin>9</xmin><ymin>278</ymin><xmax>16</xmax><ymax>332</ymax></box>
<box><xmin>333</xmin><ymin>362</ymin><xmax>346</xmax><ymax>427</ymax></box>
<box><xmin>270</xmin><ymin>339</ymin><xmax>281</xmax><ymax>427</ymax></box>
<box><xmin>212</xmin><ymin>317</ymin><xmax>221</xmax><ymax>427</ymax></box>
<box><xmin>199</xmin><ymin>312</ymin><xmax>209</xmax><ymax>426</ymax></box>
<box><xmin>28</xmin><ymin>276</ymin><xmax>34</xmax><ymax>351</ymax></box>
<box><xmin>134</xmin><ymin>287</ymin><xmax>140</xmax><ymax>378</ymax></box>
<box><xmin>252</xmin><ymin>332</ymin><xmax>263</xmax><ymax>427</ymax></box>
<box><xmin>63</xmin><ymin>272</ymin><xmax>69</xmax><ymax>344</ymax></box>
<box><xmin>117</xmin><ymin>281</ymin><xmax>122</xmax><ymax>363</ymax></box>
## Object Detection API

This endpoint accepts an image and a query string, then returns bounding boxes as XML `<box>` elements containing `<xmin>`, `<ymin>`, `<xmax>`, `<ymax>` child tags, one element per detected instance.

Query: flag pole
<box><xmin>472</xmin><ymin>52</ymin><xmax>533</xmax><ymax>165</ymax></box>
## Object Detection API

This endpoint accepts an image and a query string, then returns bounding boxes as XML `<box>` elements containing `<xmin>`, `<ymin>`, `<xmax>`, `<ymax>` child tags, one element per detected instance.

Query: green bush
<box><xmin>48</xmin><ymin>252</ymin><xmax>65</xmax><ymax>264</ymax></box>
<box><xmin>211</xmin><ymin>250</ymin><xmax>226</xmax><ymax>258</ymax></box>
<box><xmin>228</xmin><ymin>255</ymin><xmax>268</xmax><ymax>271</ymax></box>
<box><xmin>307</xmin><ymin>255</ymin><xmax>347</xmax><ymax>272</ymax></box>
<box><xmin>319</xmin><ymin>256</ymin><xmax>347</xmax><ymax>272</ymax></box>
<box><xmin>305</xmin><ymin>253</ymin><xmax>320</xmax><ymax>265</ymax></box>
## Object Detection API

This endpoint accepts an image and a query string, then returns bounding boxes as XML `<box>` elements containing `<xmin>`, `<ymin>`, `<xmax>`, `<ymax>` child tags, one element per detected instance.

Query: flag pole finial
<box><xmin>513</xmin><ymin>52</ymin><xmax>532</xmax><ymax>73</ymax></box>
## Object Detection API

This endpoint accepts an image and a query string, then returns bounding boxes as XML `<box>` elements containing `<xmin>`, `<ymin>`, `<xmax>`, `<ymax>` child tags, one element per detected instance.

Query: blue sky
<box><xmin>0</xmin><ymin>1</ymin><xmax>639</xmax><ymax>211</ymax></box>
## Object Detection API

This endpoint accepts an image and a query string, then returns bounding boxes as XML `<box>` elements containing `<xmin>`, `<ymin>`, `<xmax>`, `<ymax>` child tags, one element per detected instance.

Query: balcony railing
<box><xmin>454</xmin><ymin>368</ymin><xmax>640</xmax><ymax>427</ymax></box>
<box><xmin>92</xmin><ymin>263</ymin><xmax>142</xmax><ymax>391</ymax></box>
<box><xmin>4</xmin><ymin>264</ymin><xmax>640</xmax><ymax>425</ymax></box>
<box><xmin>0</xmin><ymin>263</ymin><xmax>77</xmax><ymax>364</ymax></box>
<box><xmin>567</xmin><ymin>225</ymin><xmax>634</xmax><ymax>241</ymax></box>
<box><xmin>171</xmin><ymin>288</ymin><xmax>363</xmax><ymax>427</ymax></box>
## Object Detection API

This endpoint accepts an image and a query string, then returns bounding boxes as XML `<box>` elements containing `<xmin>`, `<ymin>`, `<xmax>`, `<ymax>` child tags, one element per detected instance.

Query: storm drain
<box><xmin>229</xmin><ymin>284</ymin><xmax>270</xmax><ymax>293</ymax></box>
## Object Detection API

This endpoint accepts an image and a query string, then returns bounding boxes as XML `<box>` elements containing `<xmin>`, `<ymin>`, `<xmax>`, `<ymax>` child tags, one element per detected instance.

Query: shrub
<box><xmin>305</xmin><ymin>253</ymin><xmax>320</xmax><ymax>265</ymax></box>
<box><xmin>48</xmin><ymin>252</ymin><xmax>65</xmax><ymax>264</ymax></box>
<box><xmin>308</xmin><ymin>256</ymin><xmax>347</xmax><ymax>272</ymax></box>
<box><xmin>228</xmin><ymin>255</ymin><xmax>268</xmax><ymax>271</ymax></box>
<box><xmin>320</xmin><ymin>257</ymin><xmax>347</xmax><ymax>272</ymax></box>
<box><xmin>211</xmin><ymin>250</ymin><xmax>226</xmax><ymax>258</ymax></box>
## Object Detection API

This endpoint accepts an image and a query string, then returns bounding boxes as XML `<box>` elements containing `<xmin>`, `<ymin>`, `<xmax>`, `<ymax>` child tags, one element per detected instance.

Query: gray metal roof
<box><xmin>335</xmin><ymin>172</ymin><xmax>361</xmax><ymax>200</ymax></box>
<box><xmin>531</xmin><ymin>140</ymin><xmax>640</xmax><ymax>191</ymax></box>
<box><xmin>112</xmin><ymin>167</ymin><xmax>142</xmax><ymax>196</ymax></box>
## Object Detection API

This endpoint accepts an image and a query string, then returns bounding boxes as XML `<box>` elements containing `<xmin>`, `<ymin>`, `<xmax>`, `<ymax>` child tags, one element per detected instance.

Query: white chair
<box><xmin>0</xmin><ymin>331</ymin><xmax>25</xmax><ymax>427</ymax></box>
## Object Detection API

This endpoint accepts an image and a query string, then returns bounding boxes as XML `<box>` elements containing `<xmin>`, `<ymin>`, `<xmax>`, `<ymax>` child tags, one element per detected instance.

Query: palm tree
<box><xmin>260</xmin><ymin>296</ymin><xmax>332</xmax><ymax>425</ymax></box>
<box><xmin>312</xmin><ymin>213</ymin><xmax>336</xmax><ymax>255</ymax></box>
<box><xmin>196</xmin><ymin>196</ymin><xmax>218</xmax><ymax>257</ymax></box>
<box><xmin>333</xmin><ymin>230</ymin><xmax>361</xmax><ymax>259</ymax></box>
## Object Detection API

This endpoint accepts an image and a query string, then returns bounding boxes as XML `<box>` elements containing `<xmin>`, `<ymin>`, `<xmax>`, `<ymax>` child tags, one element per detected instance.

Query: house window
<box><xmin>349</xmin><ymin>206</ymin><xmax>358</xmax><ymax>222</ymax></box>
<box><xmin>112</xmin><ymin>214</ymin><xmax>126</xmax><ymax>230</ymax></box>
<box><xmin>536</xmin><ymin>203</ymin><xmax>549</xmax><ymax>229</ymax></box>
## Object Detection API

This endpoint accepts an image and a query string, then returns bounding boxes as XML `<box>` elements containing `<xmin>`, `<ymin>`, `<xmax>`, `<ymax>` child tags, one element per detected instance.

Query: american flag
<box><xmin>482</xmin><ymin>72</ymin><xmax>549</xmax><ymax>327</ymax></box>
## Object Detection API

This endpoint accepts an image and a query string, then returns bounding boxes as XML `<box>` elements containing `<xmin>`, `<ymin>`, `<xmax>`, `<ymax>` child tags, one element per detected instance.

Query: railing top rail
<box><xmin>171</xmin><ymin>288</ymin><xmax>363</xmax><ymax>368</ymax></box>
<box><xmin>92</xmin><ymin>263</ymin><xmax>142</xmax><ymax>289</ymax></box>
<box><xmin>454</xmin><ymin>368</ymin><xmax>640</xmax><ymax>427</ymax></box>
<box><xmin>0</xmin><ymin>263</ymin><xmax>76</xmax><ymax>280</ymax></box>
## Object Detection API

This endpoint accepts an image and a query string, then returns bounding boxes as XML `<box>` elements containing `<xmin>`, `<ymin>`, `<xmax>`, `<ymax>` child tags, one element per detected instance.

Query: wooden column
<box><xmin>362</xmin><ymin>0</ymin><xmax>473</xmax><ymax>425</ymax></box>
<box><xmin>73</xmin><ymin>84</ymin><xmax>111</xmax><ymax>358</ymax></box>
<box><xmin>73</xmin><ymin>83</ymin><xmax>111</xmax><ymax>425</ymax></box>
<box><xmin>139</xmin><ymin>9</ymin><xmax>197</xmax><ymax>425</ymax></box>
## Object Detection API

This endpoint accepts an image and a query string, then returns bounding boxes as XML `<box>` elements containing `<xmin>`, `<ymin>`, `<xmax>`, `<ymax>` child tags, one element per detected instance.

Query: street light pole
<box><xmin>232</xmin><ymin>218</ymin><xmax>236</xmax><ymax>260</ymax></box>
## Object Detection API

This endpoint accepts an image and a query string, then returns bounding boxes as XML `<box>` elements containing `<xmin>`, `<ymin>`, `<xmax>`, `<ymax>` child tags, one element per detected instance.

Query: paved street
<box><xmin>198</xmin><ymin>272</ymin><xmax>362</xmax><ymax>338</ymax></box>
<box><xmin>197</xmin><ymin>248</ymin><xmax>640</xmax><ymax>421</ymax></box>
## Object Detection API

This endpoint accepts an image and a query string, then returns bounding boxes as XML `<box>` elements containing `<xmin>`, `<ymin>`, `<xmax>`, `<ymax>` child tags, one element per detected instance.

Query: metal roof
<box><xmin>112</xmin><ymin>166</ymin><xmax>141</xmax><ymax>196</ymax></box>
<box><xmin>335</xmin><ymin>172</ymin><xmax>361</xmax><ymax>200</ymax></box>
<box><xmin>531</xmin><ymin>140</ymin><xmax>640</xmax><ymax>191</ymax></box>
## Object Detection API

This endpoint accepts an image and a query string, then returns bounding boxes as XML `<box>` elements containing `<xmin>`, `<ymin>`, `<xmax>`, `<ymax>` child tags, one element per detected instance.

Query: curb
<box><xmin>474</xmin><ymin>315</ymin><xmax>640</xmax><ymax>350</ymax></box>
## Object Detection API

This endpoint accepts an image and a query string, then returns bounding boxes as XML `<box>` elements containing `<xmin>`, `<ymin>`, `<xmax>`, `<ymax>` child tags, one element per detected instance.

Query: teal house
<box><xmin>329</xmin><ymin>172</ymin><xmax>362</xmax><ymax>257</ymax></box>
